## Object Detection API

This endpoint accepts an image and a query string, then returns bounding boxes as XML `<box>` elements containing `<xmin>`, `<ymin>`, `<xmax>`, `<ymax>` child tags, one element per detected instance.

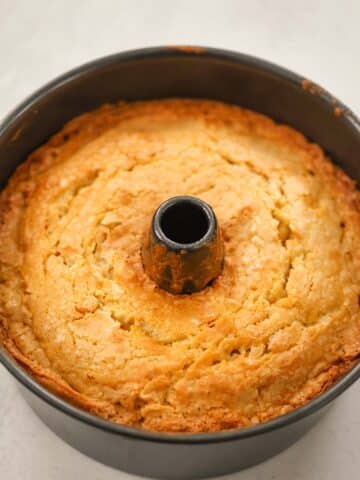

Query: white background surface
<box><xmin>0</xmin><ymin>1</ymin><xmax>359</xmax><ymax>479</ymax></box>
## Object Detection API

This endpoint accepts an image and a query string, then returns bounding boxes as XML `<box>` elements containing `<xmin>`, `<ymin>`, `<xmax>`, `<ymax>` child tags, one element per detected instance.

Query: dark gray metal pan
<box><xmin>0</xmin><ymin>46</ymin><xmax>359</xmax><ymax>479</ymax></box>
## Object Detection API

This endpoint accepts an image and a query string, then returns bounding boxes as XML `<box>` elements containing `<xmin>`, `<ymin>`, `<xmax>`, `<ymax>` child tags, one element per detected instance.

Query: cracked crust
<box><xmin>0</xmin><ymin>99</ymin><xmax>359</xmax><ymax>433</ymax></box>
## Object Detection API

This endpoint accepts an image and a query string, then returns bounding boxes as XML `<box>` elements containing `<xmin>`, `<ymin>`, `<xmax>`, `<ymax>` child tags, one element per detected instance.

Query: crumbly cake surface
<box><xmin>0</xmin><ymin>99</ymin><xmax>359</xmax><ymax>433</ymax></box>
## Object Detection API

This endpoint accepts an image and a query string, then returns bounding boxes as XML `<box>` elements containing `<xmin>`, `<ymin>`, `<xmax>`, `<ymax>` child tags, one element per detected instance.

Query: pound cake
<box><xmin>0</xmin><ymin>99</ymin><xmax>359</xmax><ymax>432</ymax></box>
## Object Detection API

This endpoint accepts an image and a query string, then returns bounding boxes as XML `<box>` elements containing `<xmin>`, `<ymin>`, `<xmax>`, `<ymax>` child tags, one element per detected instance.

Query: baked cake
<box><xmin>0</xmin><ymin>99</ymin><xmax>359</xmax><ymax>432</ymax></box>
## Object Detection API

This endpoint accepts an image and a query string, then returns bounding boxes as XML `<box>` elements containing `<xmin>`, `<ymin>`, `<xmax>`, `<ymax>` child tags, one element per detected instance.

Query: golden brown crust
<box><xmin>0</xmin><ymin>99</ymin><xmax>359</xmax><ymax>432</ymax></box>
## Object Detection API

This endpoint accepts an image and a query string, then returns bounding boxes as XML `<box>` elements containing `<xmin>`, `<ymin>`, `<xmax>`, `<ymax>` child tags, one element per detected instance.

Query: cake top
<box><xmin>0</xmin><ymin>99</ymin><xmax>359</xmax><ymax>432</ymax></box>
